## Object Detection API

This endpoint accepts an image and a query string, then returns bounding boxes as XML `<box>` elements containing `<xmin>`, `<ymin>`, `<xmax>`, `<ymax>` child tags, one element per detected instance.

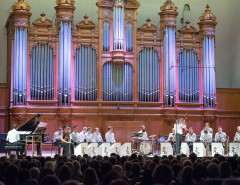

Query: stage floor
<box><xmin>0</xmin><ymin>150</ymin><xmax>161</xmax><ymax>157</ymax></box>
<box><xmin>0</xmin><ymin>150</ymin><xmax>57</xmax><ymax>157</ymax></box>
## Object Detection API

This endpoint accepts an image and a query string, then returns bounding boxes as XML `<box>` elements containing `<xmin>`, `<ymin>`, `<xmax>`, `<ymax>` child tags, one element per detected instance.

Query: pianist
<box><xmin>6</xmin><ymin>124</ymin><xmax>24</xmax><ymax>156</ymax></box>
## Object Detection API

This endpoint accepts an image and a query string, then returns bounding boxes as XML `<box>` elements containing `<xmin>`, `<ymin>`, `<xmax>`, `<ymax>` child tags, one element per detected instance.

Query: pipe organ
<box><xmin>6</xmin><ymin>0</ymin><xmax>218</xmax><ymax>139</ymax></box>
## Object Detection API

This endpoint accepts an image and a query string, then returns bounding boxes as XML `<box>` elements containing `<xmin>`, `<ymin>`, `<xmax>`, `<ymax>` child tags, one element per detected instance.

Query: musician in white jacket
<box><xmin>234</xmin><ymin>126</ymin><xmax>240</xmax><ymax>142</ymax></box>
<box><xmin>105</xmin><ymin>126</ymin><xmax>116</xmax><ymax>144</ymax></box>
<box><xmin>85</xmin><ymin>127</ymin><xmax>94</xmax><ymax>143</ymax></box>
<box><xmin>185</xmin><ymin>127</ymin><xmax>196</xmax><ymax>153</ymax></box>
<box><xmin>138</xmin><ymin>125</ymin><xmax>148</xmax><ymax>141</ymax></box>
<box><xmin>92</xmin><ymin>128</ymin><xmax>103</xmax><ymax>143</ymax></box>
<box><xmin>215</xmin><ymin>126</ymin><xmax>227</xmax><ymax>143</ymax></box>
<box><xmin>79</xmin><ymin>127</ymin><xmax>87</xmax><ymax>142</ymax></box>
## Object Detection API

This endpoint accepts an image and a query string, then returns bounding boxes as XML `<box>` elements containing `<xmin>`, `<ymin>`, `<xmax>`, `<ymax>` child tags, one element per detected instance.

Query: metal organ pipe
<box><xmin>103</xmin><ymin>62</ymin><xmax>133</xmax><ymax>101</ymax></box>
<box><xmin>75</xmin><ymin>45</ymin><xmax>97</xmax><ymax>101</ymax></box>
<box><xmin>138</xmin><ymin>48</ymin><xmax>160</xmax><ymax>102</ymax></box>
<box><xmin>30</xmin><ymin>44</ymin><xmax>54</xmax><ymax>100</ymax></box>
<box><xmin>13</xmin><ymin>28</ymin><xmax>27</xmax><ymax>105</ymax></box>
<box><xmin>178</xmin><ymin>49</ymin><xmax>199</xmax><ymax>103</ymax></box>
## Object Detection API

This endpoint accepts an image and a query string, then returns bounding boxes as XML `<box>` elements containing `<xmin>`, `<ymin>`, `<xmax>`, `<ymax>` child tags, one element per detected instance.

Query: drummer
<box><xmin>138</xmin><ymin>125</ymin><xmax>149</xmax><ymax>141</ymax></box>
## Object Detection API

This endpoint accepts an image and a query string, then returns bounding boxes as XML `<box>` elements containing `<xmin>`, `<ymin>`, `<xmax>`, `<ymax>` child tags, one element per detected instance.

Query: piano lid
<box><xmin>17</xmin><ymin>114</ymin><xmax>41</xmax><ymax>133</ymax></box>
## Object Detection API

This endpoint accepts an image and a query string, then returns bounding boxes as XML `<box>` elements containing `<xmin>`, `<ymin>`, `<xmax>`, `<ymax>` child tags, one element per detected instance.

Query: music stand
<box><xmin>32</xmin><ymin>127</ymin><xmax>47</xmax><ymax>135</ymax></box>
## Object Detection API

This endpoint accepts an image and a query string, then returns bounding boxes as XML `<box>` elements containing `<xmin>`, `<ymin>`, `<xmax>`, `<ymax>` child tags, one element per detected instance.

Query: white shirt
<box><xmin>92</xmin><ymin>132</ymin><xmax>103</xmax><ymax>143</ymax></box>
<box><xmin>6</xmin><ymin>129</ymin><xmax>20</xmax><ymax>143</ymax></box>
<box><xmin>138</xmin><ymin>130</ymin><xmax>148</xmax><ymax>140</ymax></box>
<box><xmin>167</xmin><ymin>133</ymin><xmax>175</xmax><ymax>142</ymax></box>
<box><xmin>85</xmin><ymin>132</ymin><xmax>93</xmax><ymax>142</ymax></box>
<box><xmin>105</xmin><ymin>132</ymin><xmax>116</xmax><ymax>143</ymax></box>
<box><xmin>234</xmin><ymin>132</ymin><xmax>240</xmax><ymax>142</ymax></box>
<box><xmin>185</xmin><ymin>132</ymin><xmax>196</xmax><ymax>142</ymax></box>
<box><xmin>174</xmin><ymin>122</ymin><xmax>186</xmax><ymax>135</ymax></box>
<box><xmin>200</xmin><ymin>131</ymin><xmax>212</xmax><ymax>142</ymax></box>
<box><xmin>71</xmin><ymin>131</ymin><xmax>81</xmax><ymax>143</ymax></box>
<box><xmin>79</xmin><ymin>131</ymin><xmax>86</xmax><ymax>142</ymax></box>
<box><xmin>54</xmin><ymin>131</ymin><xmax>61</xmax><ymax>141</ymax></box>
<box><xmin>201</xmin><ymin>128</ymin><xmax>213</xmax><ymax>138</ymax></box>
<box><xmin>215</xmin><ymin>132</ymin><xmax>227</xmax><ymax>143</ymax></box>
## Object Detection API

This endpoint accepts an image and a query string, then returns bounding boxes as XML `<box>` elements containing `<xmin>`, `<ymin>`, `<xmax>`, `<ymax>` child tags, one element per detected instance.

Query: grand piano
<box><xmin>17</xmin><ymin>114</ymin><xmax>49</xmax><ymax>156</ymax></box>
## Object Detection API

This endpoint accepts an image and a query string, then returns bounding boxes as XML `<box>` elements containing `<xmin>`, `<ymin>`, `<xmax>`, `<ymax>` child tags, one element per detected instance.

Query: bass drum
<box><xmin>140</xmin><ymin>141</ymin><xmax>152</xmax><ymax>155</ymax></box>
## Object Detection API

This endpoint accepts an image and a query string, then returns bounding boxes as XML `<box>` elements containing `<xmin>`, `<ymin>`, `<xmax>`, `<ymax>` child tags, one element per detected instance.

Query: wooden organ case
<box><xmin>5</xmin><ymin>0</ymin><xmax>220</xmax><ymax>144</ymax></box>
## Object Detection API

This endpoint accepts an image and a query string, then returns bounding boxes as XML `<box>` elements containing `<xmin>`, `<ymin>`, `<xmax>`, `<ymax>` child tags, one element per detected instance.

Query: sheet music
<box><xmin>38</xmin><ymin>122</ymin><xmax>47</xmax><ymax>127</ymax></box>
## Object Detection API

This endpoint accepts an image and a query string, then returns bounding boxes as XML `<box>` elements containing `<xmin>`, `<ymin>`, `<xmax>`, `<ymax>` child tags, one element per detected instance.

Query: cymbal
<box><xmin>149</xmin><ymin>135</ymin><xmax>157</xmax><ymax>138</ymax></box>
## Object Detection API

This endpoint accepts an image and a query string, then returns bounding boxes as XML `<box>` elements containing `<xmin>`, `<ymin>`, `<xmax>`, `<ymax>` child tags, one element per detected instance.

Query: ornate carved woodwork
<box><xmin>3</xmin><ymin>0</ymin><xmax>223</xmax><ymax>142</ymax></box>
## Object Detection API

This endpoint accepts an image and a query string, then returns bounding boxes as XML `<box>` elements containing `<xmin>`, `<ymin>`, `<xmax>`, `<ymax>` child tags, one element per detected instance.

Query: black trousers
<box><xmin>187</xmin><ymin>142</ymin><xmax>193</xmax><ymax>153</ymax></box>
<box><xmin>54</xmin><ymin>139</ymin><xmax>62</xmax><ymax>154</ymax></box>
<box><xmin>8</xmin><ymin>141</ymin><xmax>25</xmax><ymax>156</ymax></box>
<box><xmin>176</xmin><ymin>133</ymin><xmax>182</xmax><ymax>155</ymax></box>
<box><xmin>62</xmin><ymin>142</ymin><xmax>74</xmax><ymax>157</ymax></box>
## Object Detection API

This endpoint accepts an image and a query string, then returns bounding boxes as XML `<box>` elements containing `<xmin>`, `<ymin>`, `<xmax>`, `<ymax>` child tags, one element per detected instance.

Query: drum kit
<box><xmin>130</xmin><ymin>132</ymin><xmax>157</xmax><ymax>155</ymax></box>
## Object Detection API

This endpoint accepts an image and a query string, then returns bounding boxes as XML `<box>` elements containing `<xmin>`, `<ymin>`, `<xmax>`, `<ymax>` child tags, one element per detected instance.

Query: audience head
<box><xmin>207</xmin><ymin>163</ymin><xmax>220</xmax><ymax>178</ymax></box>
<box><xmin>62</xmin><ymin>181</ymin><xmax>79</xmax><ymax>185</ymax></box>
<box><xmin>141</xmin><ymin>168</ymin><xmax>154</xmax><ymax>185</ymax></box>
<box><xmin>153</xmin><ymin>164</ymin><xmax>173</xmax><ymax>184</ymax></box>
<box><xmin>110</xmin><ymin>179</ymin><xmax>130</xmax><ymax>185</ymax></box>
<box><xmin>220</xmin><ymin>161</ymin><xmax>232</xmax><ymax>178</ymax></box>
<box><xmin>17</xmin><ymin>169</ymin><xmax>31</xmax><ymax>185</ymax></box>
<box><xmin>30</xmin><ymin>167</ymin><xmax>40</xmax><ymax>180</ymax></box>
<box><xmin>100</xmin><ymin>161</ymin><xmax>112</xmax><ymax>177</ymax></box>
<box><xmin>181</xmin><ymin>166</ymin><xmax>193</xmax><ymax>184</ymax></box>
<box><xmin>57</xmin><ymin>165</ymin><xmax>71</xmax><ymax>183</ymax></box>
<box><xmin>40</xmin><ymin>175</ymin><xmax>60</xmax><ymax>185</ymax></box>
<box><xmin>83</xmin><ymin>167</ymin><xmax>99</xmax><ymax>185</ymax></box>
<box><xmin>193</xmin><ymin>163</ymin><xmax>207</xmax><ymax>181</ymax></box>
<box><xmin>132</xmin><ymin>162</ymin><xmax>141</xmax><ymax>177</ymax></box>
<box><xmin>5</xmin><ymin>164</ymin><xmax>18</xmax><ymax>184</ymax></box>
<box><xmin>24</xmin><ymin>178</ymin><xmax>39</xmax><ymax>185</ymax></box>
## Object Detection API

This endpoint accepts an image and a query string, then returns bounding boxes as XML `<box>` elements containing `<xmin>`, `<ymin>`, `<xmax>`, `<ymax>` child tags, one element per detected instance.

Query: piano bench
<box><xmin>4</xmin><ymin>145</ymin><xmax>23</xmax><ymax>156</ymax></box>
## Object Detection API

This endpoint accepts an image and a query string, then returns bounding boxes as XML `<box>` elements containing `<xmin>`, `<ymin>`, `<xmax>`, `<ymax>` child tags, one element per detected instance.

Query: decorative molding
<box><xmin>198</xmin><ymin>4</ymin><xmax>217</xmax><ymax>38</ymax></box>
<box><xmin>76</xmin><ymin>14</ymin><xmax>96</xmax><ymax>31</ymax></box>
<box><xmin>54</xmin><ymin>0</ymin><xmax>76</xmax><ymax>24</ymax></box>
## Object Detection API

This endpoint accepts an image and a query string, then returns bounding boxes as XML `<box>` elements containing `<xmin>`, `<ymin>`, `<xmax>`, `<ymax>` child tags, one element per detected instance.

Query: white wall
<box><xmin>0</xmin><ymin>0</ymin><xmax>239</xmax><ymax>88</ymax></box>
